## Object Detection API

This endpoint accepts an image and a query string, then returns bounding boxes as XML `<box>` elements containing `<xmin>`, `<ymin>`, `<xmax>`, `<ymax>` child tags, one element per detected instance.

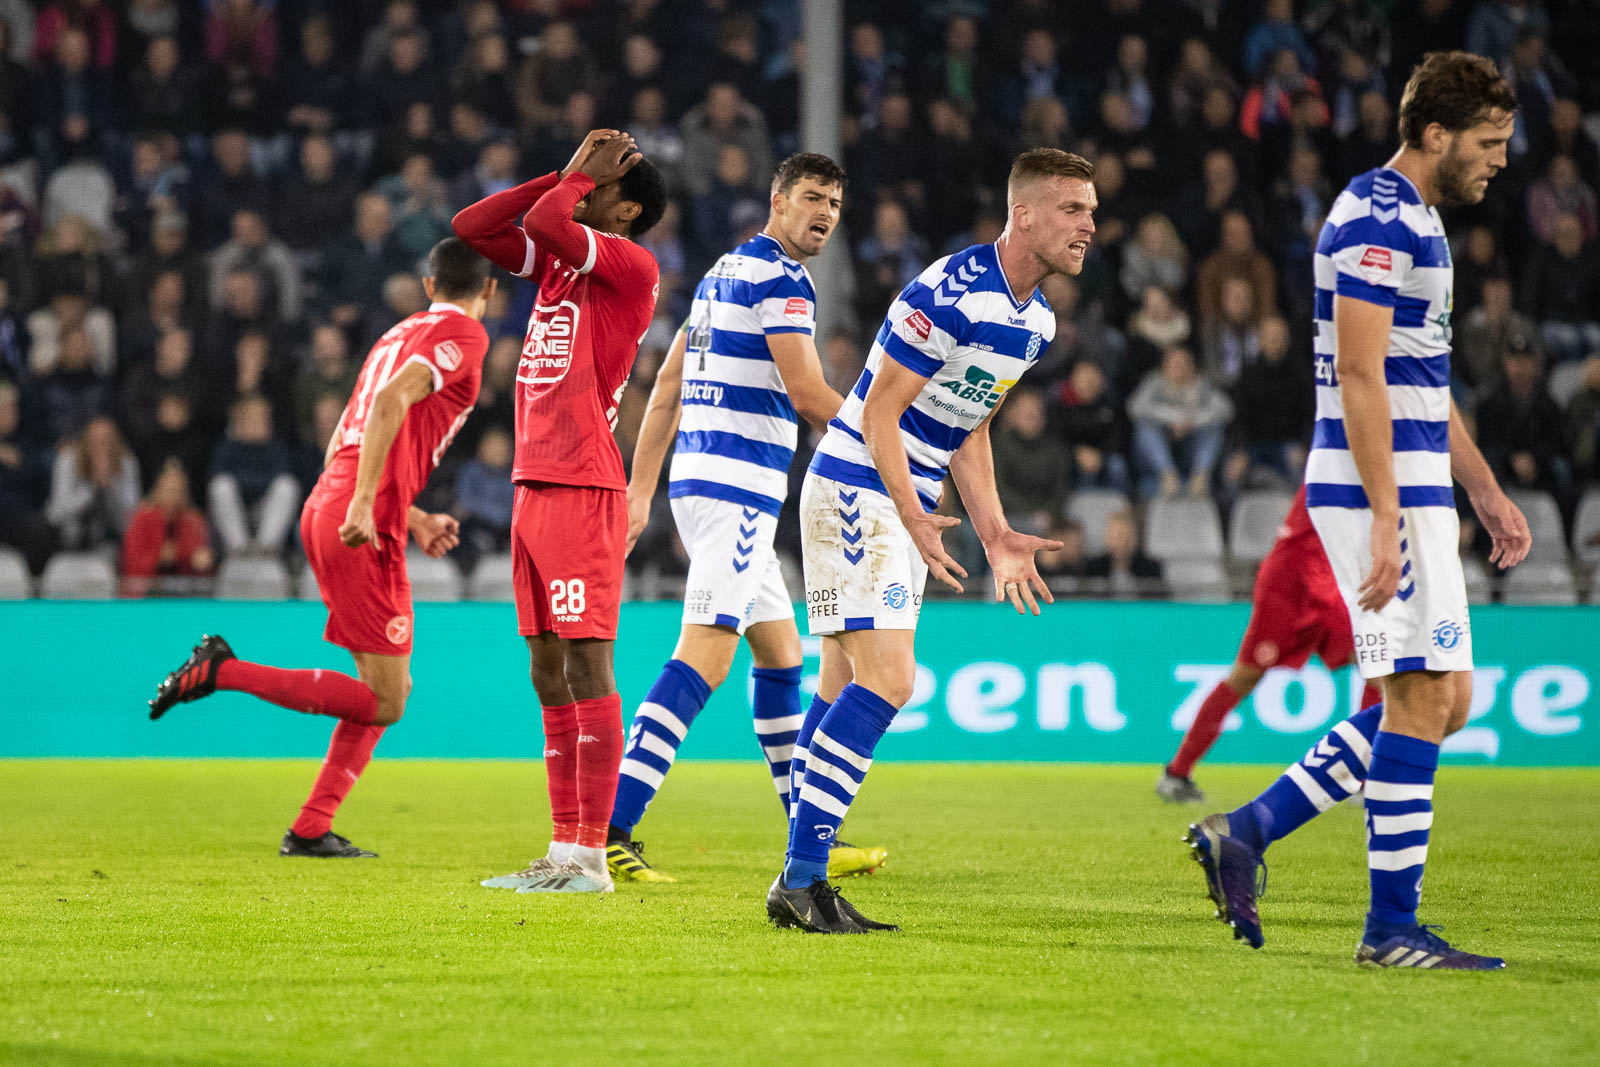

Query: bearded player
<box><xmin>606</xmin><ymin>153</ymin><xmax>886</xmax><ymax>884</ymax></box>
<box><xmin>1184</xmin><ymin>53</ymin><xmax>1530</xmax><ymax>967</ymax></box>
<box><xmin>453</xmin><ymin>130</ymin><xmax>666</xmax><ymax>894</ymax></box>
<box><xmin>147</xmin><ymin>239</ymin><xmax>496</xmax><ymax>858</ymax></box>
<box><xmin>1157</xmin><ymin>485</ymin><xmax>1382</xmax><ymax>805</ymax></box>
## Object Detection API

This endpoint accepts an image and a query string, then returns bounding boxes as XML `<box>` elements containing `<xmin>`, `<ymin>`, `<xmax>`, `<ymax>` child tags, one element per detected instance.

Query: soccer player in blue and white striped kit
<box><xmin>606</xmin><ymin>154</ymin><xmax>886</xmax><ymax>883</ymax></box>
<box><xmin>1185</xmin><ymin>52</ymin><xmax>1531</xmax><ymax>969</ymax></box>
<box><xmin>765</xmin><ymin>148</ymin><xmax>1096</xmax><ymax>933</ymax></box>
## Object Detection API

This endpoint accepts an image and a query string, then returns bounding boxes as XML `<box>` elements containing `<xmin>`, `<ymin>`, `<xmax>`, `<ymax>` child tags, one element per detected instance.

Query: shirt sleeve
<box><xmin>878</xmin><ymin>282</ymin><xmax>960</xmax><ymax>379</ymax></box>
<box><xmin>451</xmin><ymin>173</ymin><xmax>561</xmax><ymax>277</ymax></box>
<box><xmin>1325</xmin><ymin>211</ymin><xmax>1416</xmax><ymax>309</ymax></box>
<box><xmin>754</xmin><ymin>272</ymin><xmax>816</xmax><ymax>336</ymax></box>
<box><xmin>402</xmin><ymin>316</ymin><xmax>491</xmax><ymax>393</ymax></box>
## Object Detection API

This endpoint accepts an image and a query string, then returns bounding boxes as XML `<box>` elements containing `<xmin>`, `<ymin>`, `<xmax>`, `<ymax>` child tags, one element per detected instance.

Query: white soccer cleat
<box><xmin>515</xmin><ymin>860</ymin><xmax>615</xmax><ymax>894</ymax></box>
<box><xmin>481</xmin><ymin>856</ymin><xmax>563</xmax><ymax>890</ymax></box>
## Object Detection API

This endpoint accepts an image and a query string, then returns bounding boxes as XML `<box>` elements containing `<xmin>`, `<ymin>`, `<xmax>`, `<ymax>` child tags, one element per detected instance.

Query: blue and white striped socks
<box><xmin>788</xmin><ymin>692</ymin><xmax>831</xmax><ymax>830</ymax></box>
<box><xmin>783</xmin><ymin>683</ymin><xmax>898</xmax><ymax>888</ymax></box>
<box><xmin>1364</xmin><ymin>730</ymin><xmax>1439</xmax><ymax>937</ymax></box>
<box><xmin>751</xmin><ymin>666</ymin><xmax>803</xmax><ymax>815</ymax></box>
<box><xmin>1228</xmin><ymin>703</ymin><xmax>1382</xmax><ymax>853</ymax></box>
<box><xmin>610</xmin><ymin>659</ymin><xmax>712</xmax><ymax>835</ymax></box>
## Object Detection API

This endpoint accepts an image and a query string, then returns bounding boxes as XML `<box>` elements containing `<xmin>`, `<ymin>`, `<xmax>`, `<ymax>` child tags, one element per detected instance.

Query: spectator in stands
<box><xmin>998</xmin><ymin>26</ymin><xmax>1080</xmax><ymax>128</ymax></box>
<box><xmin>923</xmin><ymin>14</ymin><xmax>986</xmax><ymax>117</ymax></box>
<box><xmin>377</xmin><ymin>153</ymin><xmax>452</xmax><ymax>261</ymax></box>
<box><xmin>126</xmin><ymin>33</ymin><xmax>200</xmax><ymax>136</ymax></box>
<box><xmin>281</xmin><ymin>14</ymin><xmax>355</xmax><ymax>137</ymax></box>
<box><xmin>1085</xmin><ymin>508</ymin><xmax>1163</xmax><ymax>592</ymax></box>
<box><xmin>34</xmin><ymin>325</ymin><xmax>109</xmax><ymax>442</ymax></box>
<box><xmin>855</xmin><ymin>199</ymin><xmax>929</xmax><ymax>327</ymax></box>
<box><xmin>1522</xmin><ymin>211</ymin><xmax>1600</xmax><ymax>364</ymax></box>
<box><xmin>1120</xmin><ymin>213</ymin><xmax>1189</xmax><ymax>307</ymax></box>
<box><xmin>1129</xmin><ymin>344</ymin><xmax>1233</xmax><ymax>499</ymax></box>
<box><xmin>689</xmin><ymin>143</ymin><xmax>766</xmax><ymax>261</ymax></box>
<box><xmin>1124</xmin><ymin>285</ymin><xmax>1191</xmax><ymax>393</ymax></box>
<box><xmin>1227</xmin><ymin>314</ymin><xmax>1310</xmax><ymax>489</ymax></box>
<box><xmin>204</xmin><ymin>268</ymin><xmax>276</xmax><ymax>372</ymax></box>
<box><xmin>276</xmin><ymin>134</ymin><xmax>358</xmax><ymax>258</ymax></box>
<box><xmin>1532</xmin><ymin>97</ymin><xmax>1600</xmax><ymax>188</ymax></box>
<box><xmin>0</xmin><ymin>277</ymin><xmax>23</xmax><ymax>381</ymax></box>
<box><xmin>1458</xmin><ymin>275</ymin><xmax>1539</xmax><ymax>391</ymax></box>
<box><xmin>454</xmin><ymin>426</ymin><xmax>514</xmax><ymax>574</ymax></box>
<box><xmin>449</xmin><ymin>137</ymin><xmax>516</xmax><ymax>214</ymax></box>
<box><xmin>120</xmin><ymin>325</ymin><xmax>203</xmax><ymax>433</ymax></box>
<box><xmin>1527</xmin><ymin>154</ymin><xmax>1598</xmax><ymax>246</ymax></box>
<box><xmin>1566</xmin><ymin>355</ymin><xmax>1600</xmax><ymax>484</ymax></box>
<box><xmin>192</xmin><ymin>129</ymin><xmax>269</xmax><ymax>252</ymax></box>
<box><xmin>1056</xmin><ymin>359</ymin><xmax>1130</xmax><ymax>494</ymax></box>
<box><xmin>36</xmin><ymin>211</ymin><xmax>110</xmax><ymax>305</ymax></box>
<box><xmin>1196</xmin><ymin>211</ymin><xmax>1276</xmax><ymax>340</ymax></box>
<box><xmin>853</xmin><ymin>92</ymin><xmax>927</xmax><ymax>219</ymax></box>
<box><xmin>992</xmin><ymin>386</ymin><xmax>1070</xmax><ymax>527</ymax></box>
<box><xmin>126</xmin><ymin>210</ymin><xmax>206</xmax><ymax>320</ymax></box>
<box><xmin>515</xmin><ymin>20</ymin><xmax>595</xmax><ymax>129</ymax></box>
<box><xmin>0</xmin><ymin>378</ymin><xmax>60</xmax><ymax>575</ymax></box>
<box><xmin>293</xmin><ymin>323</ymin><xmax>357</xmax><ymax>446</ymax></box>
<box><xmin>1477</xmin><ymin>332</ymin><xmax>1572</xmax><ymax>503</ymax></box>
<box><xmin>33</xmin><ymin>1</ymin><xmax>116</xmax><ymax>70</ymax></box>
<box><xmin>1453</xmin><ymin>224</ymin><xmax>1507</xmax><ymax>320</ymax></box>
<box><xmin>131</xmin><ymin>389</ymin><xmax>209</xmax><ymax>496</ymax></box>
<box><xmin>224</xmin><ymin>328</ymin><xmax>293</xmax><ymax>437</ymax></box>
<box><xmin>208</xmin><ymin>393</ymin><xmax>300</xmax><ymax>557</ymax></box>
<box><xmin>208</xmin><ymin>209</ymin><xmax>302</xmax><ymax>325</ymax></box>
<box><xmin>315</xmin><ymin>192</ymin><xmax>412</xmax><ymax>331</ymax></box>
<box><xmin>628</xmin><ymin>85</ymin><xmax>686</xmax><ymax>194</ymax></box>
<box><xmin>120</xmin><ymin>458</ymin><xmax>213</xmax><ymax>596</ymax></box>
<box><xmin>367</xmin><ymin>26</ymin><xmax>435</xmax><ymax>130</ymax></box>
<box><xmin>26</xmin><ymin>285</ymin><xmax>114</xmax><ymax>378</ymax></box>
<box><xmin>116</xmin><ymin>131</ymin><xmax>189</xmax><ymax>256</ymax></box>
<box><xmin>1034</xmin><ymin>516</ymin><xmax>1091</xmax><ymax>585</ymax></box>
<box><xmin>680</xmin><ymin>82</ymin><xmax>772</xmax><ymax>198</ymax></box>
<box><xmin>1202</xmin><ymin>275</ymin><xmax>1263</xmax><ymax>385</ymax></box>
<box><xmin>1243</xmin><ymin>0</ymin><xmax>1316</xmax><ymax>78</ymax></box>
<box><xmin>46</xmin><ymin>413</ymin><xmax>138</xmax><ymax>552</ymax></box>
<box><xmin>1337</xmin><ymin>88</ymin><xmax>1395</xmax><ymax>179</ymax></box>
<box><xmin>30</xmin><ymin>25</ymin><xmax>112</xmax><ymax>174</ymax></box>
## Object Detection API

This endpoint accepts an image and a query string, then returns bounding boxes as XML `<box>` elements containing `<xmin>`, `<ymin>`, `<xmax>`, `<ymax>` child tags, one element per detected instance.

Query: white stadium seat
<box><xmin>1066</xmin><ymin>489</ymin><xmax>1131</xmax><ymax>555</ymax></box>
<box><xmin>1144</xmin><ymin>496</ymin><xmax>1224</xmax><ymax>561</ymax></box>
<box><xmin>1227</xmin><ymin>488</ymin><xmax>1294</xmax><ymax>564</ymax></box>
<box><xmin>467</xmin><ymin>553</ymin><xmax>516</xmax><ymax>601</ymax></box>
<box><xmin>0</xmin><ymin>547</ymin><xmax>30</xmax><ymax>598</ymax></box>
<box><xmin>1499</xmin><ymin>561</ymin><xmax>1578</xmax><ymax>606</ymax></box>
<box><xmin>1163</xmin><ymin>558</ymin><xmax>1229</xmax><ymax>602</ymax></box>
<box><xmin>1506</xmin><ymin>489</ymin><xmax>1567</xmax><ymax>564</ymax></box>
<box><xmin>1572</xmin><ymin>488</ymin><xmax>1600</xmax><ymax>571</ymax></box>
<box><xmin>406</xmin><ymin>550</ymin><xmax>464</xmax><ymax>602</ymax></box>
<box><xmin>39</xmin><ymin>551</ymin><xmax>116</xmax><ymax>599</ymax></box>
<box><xmin>215</xmin><ymin>556</ymin><xmax>292</xmax><ymax>599</ymax></box>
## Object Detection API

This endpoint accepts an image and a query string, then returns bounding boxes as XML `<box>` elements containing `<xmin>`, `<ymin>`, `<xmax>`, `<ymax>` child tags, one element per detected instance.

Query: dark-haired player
<box><xmin>1185</xmin><ymin>52</ymin><xmax>1530</xmax><ymax>969</ymax></box>
<box><xmin>453</xmin><ymin>130</ymin><xmax>665</xmax><ymax>894</ymax></box>
<box><xmin>148</xmin><ymin>239</ymin><xmax>497</xmax><ymax>858</ymax></box>
<box><xmin>606</xmin><ymin>153</ymin><xmax>886</xmax><ymax>884</ymax></box>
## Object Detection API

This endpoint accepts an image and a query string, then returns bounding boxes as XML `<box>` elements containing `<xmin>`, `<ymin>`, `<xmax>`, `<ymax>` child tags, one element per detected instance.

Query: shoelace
<box><xmin>1254</xmin><ymin>856</ymin><xmax>1269</xmax><ymax>900</ymax></box>
<box><xmin>1413</xmin><ymin>924</ymin><xmax>1452</xmax><ymax>952</ymax></box>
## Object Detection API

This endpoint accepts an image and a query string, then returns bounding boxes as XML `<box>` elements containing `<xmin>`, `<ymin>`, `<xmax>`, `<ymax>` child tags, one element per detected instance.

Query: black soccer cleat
<box><xmin>279</xmin><ymin>829</ymin><xmax>378</xmax><ymax>858</ymax></box>
<box><xmin>829</xmin><ymin>885</ymin><xmax>900</xmax><ymax>932</ymax></box>
<box><xmin>766</xmin><ymin>876</ymin><xmax>867</xmax><ymax>934</ymax></box>
<box><xmin>148</xmin><ymin>634</ymin><xmax>235</xmax><ymax>720</ymax></box>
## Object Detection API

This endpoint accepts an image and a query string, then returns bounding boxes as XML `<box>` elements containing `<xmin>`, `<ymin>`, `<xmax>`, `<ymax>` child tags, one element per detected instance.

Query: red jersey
<box><xmin>307</xmin><ymin>303</ymin><xmax>488</xmax><ymax>537</ymax></box>
<box><xmin>451</xmin><ymin>171</ymin><xmax>659</xmax><ymax>490</ymax></box>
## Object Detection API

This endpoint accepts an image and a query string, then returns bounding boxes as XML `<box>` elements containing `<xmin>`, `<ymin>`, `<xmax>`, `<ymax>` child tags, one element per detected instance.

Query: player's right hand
<box><xmin>582</xmin><ymin>133</ymin><xmax>641</xmax><ymax>187</ymax></box>
<box><xmin>1357</xmin><ymin>512</ymin><xmax>1402</xmax><ymax>613</ymax></box>
<box><xmin>339</xmin><ymin>502</ymin><xmax>377</xmax><ymax>549</ymax></box>
<box><xmin>904</xmin><ymin>510</ymin><xmax>967</xmax><ymax>593</ymax></box>
<box><xmin>561</xmin><ymin>129</ymin><xmax>619</xmax><ymax>179</ymax></box>
<box><xmin>624</xmin><ymin>486</ymin><xmax>652</xmax><ymax>558</ymax></box>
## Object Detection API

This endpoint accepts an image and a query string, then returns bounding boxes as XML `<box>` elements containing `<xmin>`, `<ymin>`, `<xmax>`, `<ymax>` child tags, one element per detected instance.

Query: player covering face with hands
<box><xmin>767</xmin><ymin>148</ymin><xmax>1096</xmax><ymax>934</ymax></box>
<box><xmin>147</xmin><ymin>239</ymin><xmax>498</xmax><ymax>858</ymax></box>
<box><xmin>451</xmin><ymin>130</ymin><xmax>667</xmax><ymax>894</ymax></box>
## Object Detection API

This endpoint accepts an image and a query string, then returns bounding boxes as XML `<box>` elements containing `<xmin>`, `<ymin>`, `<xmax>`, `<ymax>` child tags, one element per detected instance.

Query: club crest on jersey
<box><xmin>904</xmin><ymin>309</ymin><xmax>933</xmax><ymax>343</ymax></box>
<box><xmin>783</xmin><ymin>297</ymin><xmax>811</xmax><ymax>326</ymax></box>
<box><xmin>432</xmin><ymin>340</ymin><xmax>463</xmax><ymax>372</ymax></box>
<box><xmin>1024</xmin><ymin>332</ymin><xmax>1043</xmax><ymax>360</ymax></box>
<box><xmin>1357</xmin><ymin>245</ymin><xmax>1394</xmax><ymax>283</ymax></box>
<box><xmin>517</xmin><ymin>299</ymin><xmax>582</xmax><ymax>392</ymax></box>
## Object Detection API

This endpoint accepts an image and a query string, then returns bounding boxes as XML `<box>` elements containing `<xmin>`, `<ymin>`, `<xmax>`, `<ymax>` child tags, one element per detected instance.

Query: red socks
<box><xmin>542</xmin><ymin>701</ymin><xmax>580</xmax><ymax>846</ymax></box>
<box><xmin>291</xmin><ymin>720</ymin><xmax>386</xmax><ymax>838</ymax></box>
<box><xmin>1168</xmin><ymin>680</ymin><xmax>1244</xmax><ymax>778</ymax></box>
<box><xmin>574</xmin><ymin>693</ymin><xmax>623</xmax><ymax>849</ymax></box>
<box><xmin>216</xmin><ymin>660</ymin><xmax>378</xmax><ymax>725</ymax></box>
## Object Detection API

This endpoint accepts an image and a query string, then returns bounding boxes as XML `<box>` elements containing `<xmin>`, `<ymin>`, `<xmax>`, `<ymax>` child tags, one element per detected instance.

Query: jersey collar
<box><xmin>429</xmin><ymin>300</ymin><xmax>469</xmax><ymax>316</ymax></box>
<box><xmin>988</xmin><ymin>240</ymin><xmax>1040</xmax><ymax>312</ymax></box>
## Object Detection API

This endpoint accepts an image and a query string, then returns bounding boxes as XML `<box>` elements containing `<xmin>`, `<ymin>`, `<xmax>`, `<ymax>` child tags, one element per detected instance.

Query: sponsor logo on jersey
<box><xmin>1432</xmin><ymin>619</ymin><xmax>1464</xmax><ymax>651</ymax></box>
<box><xmin>939</xmin><ymin>366</ymin><xmax>1017</xmax><ymax>409</ymax></box>
<box><xmin>385</xmin><ymin>615</ymin><xmax>411</xmax><ymax>645</ymax></box>
<box><xmin>682</xmin><ymin>380</ymin><xmax>726</xmax><ymax>404</ymax></box>
<box><xmin>517</xmin><ymin>299</ymin><xmax>582</xmax><ymax>390</ymax></box>
<box><xmin>904</xmin><ymin>309</ymin><xmax>933</xmax><ymax>343</ymax></box>
<box><xmin>882</xmin><ymin>583</ymin><xmax>910</xmax><ymax>610</ymax></box>
<box><xmin>783</xmin><ymin>297</ymin><xmax>811</xmax><ymax>326</ymax></box>
<box><xmin>433</xmin><ymin>340</ymin><xmax>463</xmax><ymax>372</ymax></box>
<box><xmin>1357</xmin><ymin>245</ymin><xmax>1394</xmax><ymax>283</ymax></box>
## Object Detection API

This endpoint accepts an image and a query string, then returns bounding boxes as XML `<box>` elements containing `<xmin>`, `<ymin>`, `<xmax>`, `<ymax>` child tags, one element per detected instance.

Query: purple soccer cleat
<box><xmin>1356</xmin><ymin>925</ymin><xmax>1506</xmax><ymax>970</ymax></box>
<box><xmin>1184</xmin><ymin>813</ymin><xmax>1266</xmax><ymax>949</ymax></box>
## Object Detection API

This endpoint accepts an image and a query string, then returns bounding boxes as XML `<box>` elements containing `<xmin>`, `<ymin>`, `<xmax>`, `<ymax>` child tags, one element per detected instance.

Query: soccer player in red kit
<box><xmin>147</xmin><ymin>239</ymin><xmax>497</xmax><ymax>858</ymax></box>
<box><xmin>452</xmin><ymin>130</ymin><xmax>667</xmax><ymax>893</ymax></box>
<box><xmin>1157</xmin><ymin>485</ymin><xmax>1382</xmax><ymax>803</ymax></box>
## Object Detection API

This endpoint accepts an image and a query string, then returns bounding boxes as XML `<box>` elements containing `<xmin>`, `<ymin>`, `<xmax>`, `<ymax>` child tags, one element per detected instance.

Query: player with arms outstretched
<box><xmin>147</xmin><ymin>239</ymin><xmax>496</xmax><ymax>858</ymax></box>
<box><xmin>765</xmin><ymin>149</ymin><xmax>1094</xmax><ymax>933</ymax></box>
<box><xmin>1157</xmin><ymin>486</ymin><xmax>1382</xmax><ymax>805</ymax></box>
<box><xmin>1183</xmin><ymin>53</ymin><xmax>1530</xmax><ymax>967</ymax></box>
<box><xmin>605</xmin><ymin>153</ymin><xmax>887</xmax><ymax>884</ymax></box>
<box><xmin>452</xmin><ymin>130</ymin><xmax>667</xmax><ymax>894</ymax></box>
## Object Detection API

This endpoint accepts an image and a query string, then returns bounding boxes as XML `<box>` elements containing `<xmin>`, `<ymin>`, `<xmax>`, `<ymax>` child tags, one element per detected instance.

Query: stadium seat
<box><xmin>0</xmin><ymin>547</ymin><xmax>30</xmax><ymax>598</ymax></box>
<box><xmin>1499</xmin><ymin>561</ymin><xmax>1578</xmax><ymax>605</ymax></box>
<box><xmin>467</xmin><ymin>553</ymin><xmax>516</xmax><ymax>601</ymax></box>
<box><xmin>406</xmin><ymin>550</ymin><xmax>464</xmax><ymax>602</ymax></box>
<box><xmin>1163</xmin><ymin>558</ymin><xmax>1229</xmax><ymax>602</ymax></box>
<box><xmin>1066</xmin><ymin>489</ymin><xmax>1131</xmax><ymax>555</ymax></box>
<box><xmin>215</xmin><ymin>556</ymin><xmax>292</xmax><ymax>599</ymax></box>
<box><xmin>1506</xmin><ymin>489</ymin><xmax>1568</xmax><ymax>564</ymax></box>
<box><xmin>1144</xmin><ymin>496</ymin><xmax>1224</xmax><ymax>561</ymax></box>
<box><xmin>1572</xmin><ymin>487</ymin><xmax>1600</xmax><ymax>570</ymax></box>
<box><xmin>38</xmin><ymin>552</ymin><xmax>117</xmax><ymax>599</ymax></box>
<box><xmin>1548</xmin><ymin>360</ymin><xmax>1587</xmax><ymax>409</ymax></box>
<box><xmin>1227</xmin><ymin>488</ymin><xmax>1294</xmax><ymax>564</ymax></box>
<box><xmin>1462</xmin><ymin>556</ymin><xmax>1495</xmax><ymax>605</ymax></box>
<box><xmin>296</xmin><ymin>561</ymin><xmax>321</xmax><ymax>601</ymax></box>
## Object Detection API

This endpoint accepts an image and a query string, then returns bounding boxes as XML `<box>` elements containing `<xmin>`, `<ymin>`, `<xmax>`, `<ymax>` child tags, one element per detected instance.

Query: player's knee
<box><xmin>371</xmin><ymin>681</ymin><xmax>409</xmax><ymax>726</ymax></box>
<box><xmin>861</xmin><ymin>673</ymin><xmax>915</xmax><ymax>709</ymax></box>
<box><xmin>695</xmin><ymin>658</ymin><xmax>732</xmax><ymax>690</ymax></box>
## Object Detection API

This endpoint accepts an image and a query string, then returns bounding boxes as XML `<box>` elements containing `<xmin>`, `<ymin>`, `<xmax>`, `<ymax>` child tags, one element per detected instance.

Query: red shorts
<box><xmin>1237</xmin><ymin>535</ymin><xmax>1353</xmax><ymax>672</ymax></box>
<box><xmin>511</xmin><ymin>482</ymin><xmax>625</xmax><ymax>640</ymax></box>
<box><xmin>300</xmin><ymin>504</ymin><xmax>414</xmax><ymax>655</ymax></box>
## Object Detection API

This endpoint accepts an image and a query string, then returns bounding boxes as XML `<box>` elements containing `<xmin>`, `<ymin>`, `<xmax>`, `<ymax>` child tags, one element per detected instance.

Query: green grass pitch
<box><xmin>3</xmin><ymin>761</ymin><xmax>1598</xmax><ymax>1065</ymax></box>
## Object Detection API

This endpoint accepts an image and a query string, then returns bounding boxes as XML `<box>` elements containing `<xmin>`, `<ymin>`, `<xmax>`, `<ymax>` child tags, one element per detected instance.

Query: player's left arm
<box><xmin>1448</xmin><ymin>398</ymin><xmax>1531</xmax><ymax>569</ymax></box>
<box><xmin>339</xmin><ymin>361</ymin><xmax>433</xmax><ymax>550</ymax></box>
<box><xmin>948</xmin><ymin>399</ymin><xmax>1062</xmax><ymax>616</ymax></box>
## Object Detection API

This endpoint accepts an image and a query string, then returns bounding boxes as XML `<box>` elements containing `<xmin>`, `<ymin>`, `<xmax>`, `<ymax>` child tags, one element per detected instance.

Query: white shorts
<box><xmin>671</xmin><ymin>495</ymin><xmax>794</xmax><ymax>634</ymax></box>
<box><xmin>1309</xmin><ymin>504</ymin><xmax>1473</xmax><ymax>678</ymax></box>
<box><xmin>799</xmin><ymin>471</ymin><xmax>927</xmax><ymax>635</ymax></box>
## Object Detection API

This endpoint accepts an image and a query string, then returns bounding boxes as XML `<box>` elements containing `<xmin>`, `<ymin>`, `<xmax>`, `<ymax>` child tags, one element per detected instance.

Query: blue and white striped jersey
<box><xmin>809</xmin><ymin>241</ymin><xmax>1054</xmax><ymax>511</ymax></box>
<box><xmin>1307</xmin><ymin>167</ymin><xmax>1454</xmax><ymax>510</ymax></box>
<box><xmin>669</xmin><ymin>232</ymin><xmax>817</xmax><ymax>517</ymax></box>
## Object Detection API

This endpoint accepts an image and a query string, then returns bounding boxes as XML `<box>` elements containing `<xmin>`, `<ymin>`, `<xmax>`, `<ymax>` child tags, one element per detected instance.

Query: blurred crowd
<box><xmin>1</xmin><ymin>0</ymin><xmax>1598</xmax><ymax>599</ymax></box>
